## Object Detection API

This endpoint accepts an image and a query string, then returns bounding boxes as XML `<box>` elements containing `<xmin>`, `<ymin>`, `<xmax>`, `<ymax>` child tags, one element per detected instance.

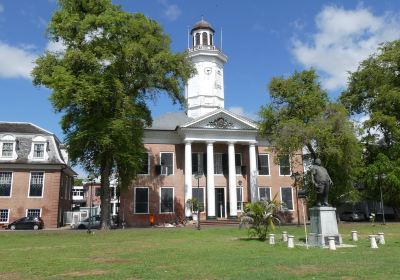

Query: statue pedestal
<box><xmin>308</xmin><ymin>207</ymin><xmax>341</xmax><ymax>247</ymax></box>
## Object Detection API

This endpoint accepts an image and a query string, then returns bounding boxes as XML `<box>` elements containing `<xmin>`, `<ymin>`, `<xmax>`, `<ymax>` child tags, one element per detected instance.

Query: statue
<box><xmin>310</xmin><ymin>158</ymin><xmax>333</xmax><ymax>207</ymax></box>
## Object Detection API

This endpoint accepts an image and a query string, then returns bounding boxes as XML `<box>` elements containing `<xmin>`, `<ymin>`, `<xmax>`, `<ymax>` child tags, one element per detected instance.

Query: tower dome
<box><xmin>190</xmin><ymin>17</ymin><xmax>215</xmax><ymax>47</ymax></box>
<box><xmin>191</xmin><ymin>18</ymin><xmax>215</xmax><ymax>34</ymax></box>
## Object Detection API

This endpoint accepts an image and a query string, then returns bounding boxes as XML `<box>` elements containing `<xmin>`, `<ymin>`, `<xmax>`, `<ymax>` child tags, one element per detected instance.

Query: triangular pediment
<box><xmin>180</xmin><ymin>109</ymin><xmax>257</xmax><ymax>130</ymax></box>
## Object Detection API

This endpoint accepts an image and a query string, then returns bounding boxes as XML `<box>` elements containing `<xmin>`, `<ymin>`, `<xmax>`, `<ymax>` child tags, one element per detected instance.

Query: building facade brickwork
<box><xmin>0</xmin><ymin>122</ymin><xmax>76</xmax><ymax>228</ymax></box>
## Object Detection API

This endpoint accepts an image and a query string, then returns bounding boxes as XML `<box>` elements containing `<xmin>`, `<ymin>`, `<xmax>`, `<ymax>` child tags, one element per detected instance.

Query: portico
<box><xmin>179</xmin><ymin>109</ymin><xmax>259</xmax><ymax>219</ymax></box>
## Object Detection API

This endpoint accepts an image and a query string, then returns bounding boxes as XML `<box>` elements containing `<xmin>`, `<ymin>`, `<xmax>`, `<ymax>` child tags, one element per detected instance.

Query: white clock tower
<box><xmin>185</xmin><ymin>19</ymin><xmax>228</xmax><ymax>118</ymax></box>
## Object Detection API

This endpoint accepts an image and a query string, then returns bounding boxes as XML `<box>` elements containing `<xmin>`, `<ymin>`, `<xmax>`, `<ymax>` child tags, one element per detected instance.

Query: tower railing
<box><xmin>188</xmin><ymin>45</ymin><xmax>221</xmax><ymax>53</ymax></box>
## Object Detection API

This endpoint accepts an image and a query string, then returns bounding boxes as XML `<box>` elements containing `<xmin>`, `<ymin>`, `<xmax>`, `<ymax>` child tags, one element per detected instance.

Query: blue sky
<box><xmin>1</xmin><ymin>0</ymin><xmax>400</xmax><ymax>176</ymax></box>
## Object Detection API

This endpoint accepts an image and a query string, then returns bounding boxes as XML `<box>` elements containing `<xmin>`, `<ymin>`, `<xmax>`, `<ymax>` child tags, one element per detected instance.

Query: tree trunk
<box><xmin>100</xmin><ymin>156</ymin><xmax>112</xmax><ymax>230</ymax></box>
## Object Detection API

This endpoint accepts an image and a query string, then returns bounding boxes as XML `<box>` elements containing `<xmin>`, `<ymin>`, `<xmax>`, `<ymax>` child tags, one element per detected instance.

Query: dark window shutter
<box><xmin>241</xmin><ymin>165</ymin><xmax>247</xmax><ymax>176</ymax></box>
<box><xmin>203</xmin><ymin>153</ymin><xmax>207</xmax><ymax>175</ymax></box>
<box><xmin>155</xmin><ymin>165</ymin><xmax>161</xmax><ymax>175</ymax></box>
<box><xmin>192</xmin><ymin>154</ymin><xmax>198</xmax><ymax>174</ymax></box>
<box><xmin>222</xmin><ymin>154</ymin><xmax>228</xmax><ymax>175</ymax></box>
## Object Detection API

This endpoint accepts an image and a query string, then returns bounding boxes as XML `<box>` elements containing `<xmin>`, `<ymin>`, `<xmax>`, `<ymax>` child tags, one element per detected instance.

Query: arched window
<box><xmin>195</xmin><ymin>33</ymin><xmax>200</xmax><ymax>46</ymax></box>
<box><xmin>210</xmin><ymin>34</ymin><xmax>213</xmax><ymax>46</ymax></box>
<box><xmin>202</xmin><ymin>32</ymin><xmax>208</xmax><ymax>45</ymax></box>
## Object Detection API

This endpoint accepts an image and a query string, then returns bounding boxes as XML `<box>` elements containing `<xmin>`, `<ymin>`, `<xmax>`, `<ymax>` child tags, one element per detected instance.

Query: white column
<box><xmin>228</xmin><ymin>142</ymin><xmax>238</xmax><ymax>218</ymax></box>
<box><xmin>184</xmin><ymin>141</ymin><xmax>192</xmax><ymax>217</ymax></box>
<box><xmin>207</xmin><ymin>142</ymin><xmax>216</xmax><ymax>218</ymax></box>
<box><xmin>249</xmin><ymin>143</ymin><xmax>258</xmax><ymax>202</ymax></box>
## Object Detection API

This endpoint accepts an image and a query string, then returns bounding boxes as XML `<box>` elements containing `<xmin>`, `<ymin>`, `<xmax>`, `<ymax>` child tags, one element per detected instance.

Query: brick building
<box><xmin>119</xmin><ymin>19</ymin><xmax>304</xmax><ymax>226</ymax></box>
<box><xmin>0</xmin><ymin>122</ymin><xmax>76</xmax><ymax>228</ymax></box>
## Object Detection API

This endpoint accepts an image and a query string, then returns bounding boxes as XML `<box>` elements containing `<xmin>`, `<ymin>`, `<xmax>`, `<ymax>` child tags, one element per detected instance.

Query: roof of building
<box><xmin>0</xmin><ymin>122</ymin><xmax>52</xmax><ymax>135</ymax></box>
<box><xmin>191</xmin><ymin>18</ymin><xmax>215</xmax><ymax>34</ymax></box>
<box><xmin>149</xmin><ymin>112</ymin><xmax>193</xmax><ymax>130</ymax></box>
<box><xmin>0</xmin><ymin>122</ymin><xmax>77</xmax><ymax>174</ymax></box>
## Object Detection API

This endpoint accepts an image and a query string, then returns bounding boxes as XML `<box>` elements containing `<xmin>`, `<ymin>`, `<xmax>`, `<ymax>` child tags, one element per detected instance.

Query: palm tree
<box><xmin>239</xmin><ymin>199</ymin><xmax>280</xmax><ymax>240</ymax></box>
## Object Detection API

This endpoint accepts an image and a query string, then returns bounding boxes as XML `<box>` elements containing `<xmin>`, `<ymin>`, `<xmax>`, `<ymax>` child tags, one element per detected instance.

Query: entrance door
<box><xmin>215</xmin><ymin>188</ymin><xmax>225</xmax><ymax>218</ymax></box>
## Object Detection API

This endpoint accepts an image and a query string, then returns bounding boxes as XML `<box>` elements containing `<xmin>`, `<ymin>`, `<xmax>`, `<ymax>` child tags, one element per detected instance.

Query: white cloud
<box><xmin>164</xmin><ymin>4</ymin><xmax>181</xmax><ymax>21</ymax></box>
<box><xmin>228</xmin><ymin>106</ymin><xmax>257</xmax><ymax>121</ymax></box>
<box><xmin>0</xmin><ymin>42</ymin><xmax>36</xmax><ymax>79</ymax></box>
<box><xmin>0</xmin><ymin>38</ymin><xmax>68</xmax><ymax>80</ymax></box>
<box><xmin>159</xmin><ymin>0</ymin><xmax>181</xmax><ymax>21</ymax></box>
<box><xmin>0</xmin><ymin>4</ymin><xmax>4</xmax><ymax>13</ymax></box>
<box><xmin>46</xmin><ymin>40</ymin><xmax>66</xmax><ymax>53</ymax></box>
<box><xmin>351</xmin><ymin>114</ymin><xmax>382</xmax><ymax>140</ymax></box>
<box><xmin>292</xmin><ymin>6</ymin><xmax>400</xmax><ymax>90</ymax></box>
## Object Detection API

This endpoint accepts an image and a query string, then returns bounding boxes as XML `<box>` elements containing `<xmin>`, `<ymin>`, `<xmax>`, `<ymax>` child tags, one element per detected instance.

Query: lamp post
<box><xmin>87</xmin><ymin>173</ymin><xmax>95</xmax><ymax>234</ymax></box>
<box><xmin>291</xmin><ymin>171</ymin><xmax>302</xmax><ymax>227</ymax></box>
<box><xmin>194</xmin><ymin>171</ymin><xmax>203</xmax><ymax>230</ymax></box>
<box><xmin>374</xmin><ymin>173</ymin><xmax>386</xmax><ymax>225</ymax></box>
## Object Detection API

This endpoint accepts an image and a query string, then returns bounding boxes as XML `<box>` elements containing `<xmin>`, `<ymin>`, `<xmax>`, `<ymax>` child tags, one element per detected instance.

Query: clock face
<box><xmin>204</xmin><ymin>67</ymin><xmax>212</xmax><ymax>75</ymax></box>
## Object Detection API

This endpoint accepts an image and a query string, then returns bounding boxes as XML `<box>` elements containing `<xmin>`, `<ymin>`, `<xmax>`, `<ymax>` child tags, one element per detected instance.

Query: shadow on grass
<box><xmin>236</xmin><ymin>237</ymin><xmax>265</xmax><ymax>242</ymax></box>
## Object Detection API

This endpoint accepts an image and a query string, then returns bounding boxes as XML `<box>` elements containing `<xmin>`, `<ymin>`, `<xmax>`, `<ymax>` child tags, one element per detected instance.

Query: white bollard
<box><xmin>377</xmin><ymin>232</ymin><xmax>385</xmax><ymax>245</ymax></box>
<box><xmin>269</xmin><ymin>234</ymin><xmax>275</xmax><ymax>245</ymax></box>
<box><xmin>369</xmin><ymin>235</ymin><xmax>378</xmax><ymax>249</ymax></box>
<box><xmin>328</xmin><ymin>237</ymin><xmax>336</xmax><ymax>250</ymax></box>
<box><xmin>282</xmin><ymin>231</ymin><xmax>288</xmax><ymax>242</ymax></box>
<box><xmin>351</xmin><ymin>230</ymin><xmax>358</xmax><ymax>241</ymax></box>
<box><xmin>287</xmin><ymin>235</ymin><xmax>295</xmax><ymax>248</ymax></box>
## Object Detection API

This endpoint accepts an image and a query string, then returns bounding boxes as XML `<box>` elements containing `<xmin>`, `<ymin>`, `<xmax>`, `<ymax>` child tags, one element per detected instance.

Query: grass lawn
<box><xmin>0</xmin><ymin>223</ymin><xmax>399</xmax><ymax>279</ymax></box>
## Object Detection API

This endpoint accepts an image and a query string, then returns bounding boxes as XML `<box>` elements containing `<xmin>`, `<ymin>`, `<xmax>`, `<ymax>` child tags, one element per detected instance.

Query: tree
<box><xmin>362</xmin><ymin>154</ymin><xmax>400</xmax><ymax>218</ymax></box>
<box><xmin>340</xmin><ymin>40</ymin><xmax>400</xmax><ymax>216</ymax></box>
<box><xmin>259</xmin><ymin>69</ymin><xmax>362</xmax><ymax>207</ymax></box>
<box><xmin>32</xmin><ymin>0</ymin><xmax>194</xmax><ymax>229</ymax></box>
<box><xmin>73</xmin><ymin>178</ymin><xmax>83</xmax><ymax>186</ymax></box>
<box><xmin>239</xmin><ymin>200</ymin><xmax>280</xmax><ymax>240</ymax></box>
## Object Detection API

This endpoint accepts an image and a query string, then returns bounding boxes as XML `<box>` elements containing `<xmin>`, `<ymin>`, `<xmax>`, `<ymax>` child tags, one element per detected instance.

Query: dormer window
<box><xmin>33</xmin><ymin>144</ymin><xmax>45</xmax><ymax>158</ymax></box>
<box><xmin>29</xmin><ymin>136</ymin><xmax>48</xmax><ymax>161</ymax></box>
<box><xmin>2</xmin><ymin>143</ymin><xmax>13</xmax><ymax>157</ymax></box>
<box><xmin>0</xmin><ymin>135</ymin><xmax>17</xmax><ymax>160</ymax></box>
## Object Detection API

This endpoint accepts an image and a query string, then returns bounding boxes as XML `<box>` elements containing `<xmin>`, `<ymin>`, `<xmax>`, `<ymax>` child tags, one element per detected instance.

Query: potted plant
<box><xmin>186</xmin><ymin>198</ymin><xmax>203</xmax><ymax>229</ymax></box>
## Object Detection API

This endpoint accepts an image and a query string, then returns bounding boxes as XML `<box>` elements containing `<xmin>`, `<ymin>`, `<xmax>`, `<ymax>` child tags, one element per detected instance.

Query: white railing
<box><xmin>188</xmin><ymin>45</ymin><xmax>220</xmax><ymax>53</ymax></box>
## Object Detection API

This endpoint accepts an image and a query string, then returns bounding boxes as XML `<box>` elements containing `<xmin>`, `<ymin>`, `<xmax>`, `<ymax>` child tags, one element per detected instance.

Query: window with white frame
<box><xmin>0</xmin><ymin>172</ymin><xmax>12</xmax><ymax>197</ymax></box>
<box><xmin>236</xmin><ymin>187</ymin><xmax>243</xmax><ymax>211</ymax></box>
<box><xmin>134</xmin><ymin>187</ymin><xmax>148</xmax><ymax>214</ymax></box>
<box><xmin>258</xmin><ymin>187</ymin><xmax>271</xmax><ymax>201</ymax></box>
<box><xmin>27</xmin><ymin>209</ymin><xmax>41</xmax><ymax>217</ymax></box>
<box><xmin>160</xmin><ymin>187</ymin><xmax>174</xmax><ymax>213</ymax></box>
<box><xmin>29</xmin><ymin>172</ymin><xmax>44</xmax><ymax>197</ymax></box>
<box><xmin>33</xmin><ymin>143</ymin><xmax>45</xmax><ymax>158</ymax></box>
<box><xmin>279</xmin><ymin>155</ymin><xmax>291</xmax><ymax>176</ymax></box>
<box><xmin>0</xmin><ymin>135</ymin><xmax>16</xmax><ymax>159</ymax></box>
<box><xmin>0</xmin><ymin>209</ymin><xmax>9</xmax><ymax>223</ymax></box>
<box><xmin>281</xmin><ymin>187</ymin><xmax>294</xmax><ymax>210</ymax></box>
<box><xmin>192</xmin><ymin>153</ymin><xmax>204</xmax><ymax>175</ymax></box>
<box><xmin>1</xmin><ymin>143</ymin><xmax>14</xmax><ymax>157</ymax></box>
<box><xmin>72</xmin><ymin>189</ymin><xmax>84</xmax><ymax>197</ymax></box>
<box><xmin>160</xmin><ymin>152</ymin><xmax>173</xmax><ymax>175</ymax></box>
<box><xmin>214</xmin><ymin>153</ymin><xmax>223</xmax><ymax>175</ymax></box>
<box><xmin>192</xmin><ymin>187</ymin><xmax>205</xmax><ymax>212</ymax></box>
<box><xmin>235</xmin><ymin>154</ymin><xmax>242</xmax><ymax>175</ymax></box>
<box><xmin>257</xmin><ymin>154</ymin><xmax>270</xmax><ymax>175</ymax></box>
<box><xmin>138</xmin><ymin>153</ymin><xmax>150</xmax><ymax>175</ymax></box>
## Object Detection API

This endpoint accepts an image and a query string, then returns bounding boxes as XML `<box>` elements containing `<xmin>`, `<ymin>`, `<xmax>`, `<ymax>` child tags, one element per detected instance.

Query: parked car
<box><xmin>73</xmin><ymin>215</ymin><xmax>117</xmax><ymax>229</ymax></box>
<box><xmin>340</xmin><ymin>211</ymin><xmax>366</xmax><ymax>222</ymax></box>
<box><xmin>8</xmin><ymin>216</ymin><xmax>44</xmax><ymax>230</ymax></box>
<box><xmin>74</xmin><ymin>215</ymin><xmax>101</xmax><ymax>230</ymax></box>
